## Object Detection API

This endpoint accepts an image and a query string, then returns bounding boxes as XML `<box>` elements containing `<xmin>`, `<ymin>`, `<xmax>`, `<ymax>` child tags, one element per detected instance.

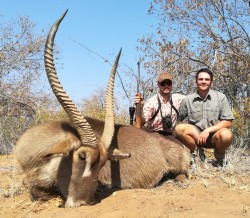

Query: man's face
<box><xmin>196</xmin><ymin>72</ymin><xmax>212</xmax><ymax>92</ymax></box>
<box><xmin>158</xmin><ymin>79</ymin><xmax>172</xmax><ymax>95</ymax></box>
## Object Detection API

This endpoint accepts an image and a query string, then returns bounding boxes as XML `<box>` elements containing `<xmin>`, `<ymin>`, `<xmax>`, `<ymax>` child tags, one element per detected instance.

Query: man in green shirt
<box><xmin>175</xmin><ymin>68</ymin><xmax>234</xmax><ymax>167</ymax></box>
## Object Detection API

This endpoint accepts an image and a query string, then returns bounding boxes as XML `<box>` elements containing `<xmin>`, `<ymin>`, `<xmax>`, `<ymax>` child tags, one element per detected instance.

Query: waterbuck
<box><xmin>14</xmin><ymin>10</ymin><xmax>190</xmax><ymax>208</ymax></box>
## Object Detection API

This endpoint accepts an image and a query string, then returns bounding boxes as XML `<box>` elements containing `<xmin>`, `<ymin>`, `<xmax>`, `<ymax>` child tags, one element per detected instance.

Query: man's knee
<box><xmin>213</xmin><ymin>128</ymin><xmax>233</xmax><ymax>151</ymax></box>
<box><xmin>217</xmin><ymin>128</ymin><xmax>233</xmax><ymax>143</ymax></box>
<box><xmin>175</xmin><ymin>124</ymin><xmax>186</xmax><ymax>135</ymax></box>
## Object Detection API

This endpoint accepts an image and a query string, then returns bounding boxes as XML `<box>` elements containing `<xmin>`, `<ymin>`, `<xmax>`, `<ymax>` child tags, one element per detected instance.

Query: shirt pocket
<box><xmin>189</xmin><ymin>106</ymin><xmax>202</xmax><ymax>125</ymax></box>
<box><xmin>206</xmin><ymin>107</ymin><xmax>219</xmax><ymax>125</ymax></box>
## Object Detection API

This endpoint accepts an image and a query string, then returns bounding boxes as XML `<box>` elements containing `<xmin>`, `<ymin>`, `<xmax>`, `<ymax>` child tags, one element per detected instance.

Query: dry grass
<box><xmin>0</xmin><ymin>147</ymin><xmax>249</xmax><ymax>218</ymax></box>
<box><xmin>189</xmin><ymin>143</ymin><xmax>250</xmax><ymax>191</ymax></box>
<box><xmin>1</xmin><ymin>144</ymin><xmax>249</xmax><ymax>200</ymax></box>
<box><xmin>0</xmin><ymin>154</ymin><xmax>24</xmax><ymax>199</ymax></box>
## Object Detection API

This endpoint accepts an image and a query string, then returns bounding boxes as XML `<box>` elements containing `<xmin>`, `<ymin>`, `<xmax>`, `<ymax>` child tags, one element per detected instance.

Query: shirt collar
<box><xmin>157</xmin><ymin>93</ymin><xmax>172</xmax><ymax>104</ymax></box>
<box><xmin>194</xmin><ymin>89</ymin><xmax>212</xmax><ymax>101</ymax></box>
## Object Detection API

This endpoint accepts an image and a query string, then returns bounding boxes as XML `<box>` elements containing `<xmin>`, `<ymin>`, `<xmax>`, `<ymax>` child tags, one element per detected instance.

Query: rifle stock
<box><xmin>135</xmin><ymin>93</ymin><xmax>142</xmax><ymax>129</ymax></box>
<box><xmin>135</xmin><ymin>61</ymin><xmax>142</xmax><ymax>129</ymax></box>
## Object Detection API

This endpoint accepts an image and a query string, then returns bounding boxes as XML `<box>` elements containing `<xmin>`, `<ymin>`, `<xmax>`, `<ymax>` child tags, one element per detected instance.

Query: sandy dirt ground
<box><xmin>0</xmin><ymin>155</ymin><xmax>250</xmax><ymax>218</ymax></box>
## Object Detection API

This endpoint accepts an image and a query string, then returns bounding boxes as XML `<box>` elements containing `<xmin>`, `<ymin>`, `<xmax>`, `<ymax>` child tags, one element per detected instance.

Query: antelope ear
<box><xmin>108</xmin><ymin>148</ymin><xmax>131</xmax><ymax>161</ymax></box>
<box><xmin>45</xmin><ymin>139</ymin><xmax>80</xmax><ymax>157</ymax></box>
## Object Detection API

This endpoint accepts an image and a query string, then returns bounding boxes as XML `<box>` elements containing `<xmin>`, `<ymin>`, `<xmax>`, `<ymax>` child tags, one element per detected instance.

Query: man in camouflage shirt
<box><xmin>175</xmin><ymin>68</ymin><xmax>234</xmax><ymax>166</ymax></box>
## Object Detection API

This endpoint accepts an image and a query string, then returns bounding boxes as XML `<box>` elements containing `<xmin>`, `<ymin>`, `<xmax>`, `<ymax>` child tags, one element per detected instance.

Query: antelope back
<box><xmin>85</xmin><ymin>117</ymin><xmax>191</xmax><ymax>189</ymax></box>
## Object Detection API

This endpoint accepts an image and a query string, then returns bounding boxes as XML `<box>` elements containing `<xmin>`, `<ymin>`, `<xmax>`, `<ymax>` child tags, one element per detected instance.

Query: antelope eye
<box><xmin>78</xmin><ymin>153</ymin><xmax>86</xmax><ymax>161</ymax></box>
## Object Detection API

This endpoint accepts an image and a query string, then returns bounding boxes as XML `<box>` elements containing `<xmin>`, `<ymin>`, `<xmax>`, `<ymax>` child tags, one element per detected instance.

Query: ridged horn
<box><xmin>100</xmin><ymin>48</ymin><xmax>122</xmax><ymax>149</ymax></box>
<box><xmin>44</xmin><ymin>10</ymin><xmax>97</xmax><ymax>148</ymax></box>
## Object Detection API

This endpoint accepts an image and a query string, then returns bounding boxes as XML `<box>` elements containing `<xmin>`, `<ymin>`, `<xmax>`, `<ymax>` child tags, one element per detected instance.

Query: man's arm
<box><xmin>178</xmin><ymin>100</ymin><xmax>188</xmax><ymax>122</ymax></box>
<box><xmin>198</xmin><ymin>120</ymin><xmax>233</xmax><ymax>145</ymax></box>
<box><xmin>204</xmin><ymin>120</ymin><xmax>233</xmax><ymax>134</ymax></box>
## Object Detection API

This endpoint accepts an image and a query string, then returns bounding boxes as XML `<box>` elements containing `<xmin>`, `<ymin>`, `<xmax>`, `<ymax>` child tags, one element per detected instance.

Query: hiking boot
<box><xmin>213</xmin><ymin>149</ymin><xmax>226</xmax><ymax>167</ymax></box>
<box><xmin>190</xmin><ymin>152</ymin><xmax>197</xmax><ymax>166</ymax></box>
<box><xmin>212</xmin><ymin>159</ymin><xmax>227</xmax><ymax>167</ymax></box>
<box><xmin>190</xmin><ymin>147</ymin><xmax>206</xmax><ymax>165</ymax></box>
<box><xmin>198</xmin><ymin>147</ymin><xmax>206</xmax><ymax>162</ymax></box>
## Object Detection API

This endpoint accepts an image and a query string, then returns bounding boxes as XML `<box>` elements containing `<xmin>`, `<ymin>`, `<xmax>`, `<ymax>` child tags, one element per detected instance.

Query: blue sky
<box><xmin>1</xmin><ymin>1</ymin><xmax>157</xmax><ymax>107</ymax></box>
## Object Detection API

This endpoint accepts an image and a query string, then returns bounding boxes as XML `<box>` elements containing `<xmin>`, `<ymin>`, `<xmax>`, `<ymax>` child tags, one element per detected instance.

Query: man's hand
<box><xmin>197</xmin><ymin>129</ymin><xmax>210</xmax><ymax>145</ymax></box>
<box><xmin>134</xmin><ymin>94</ymin><xmax>143</xmax><ymax>105</ymax></box>
<box><xmin>134</xmin><ymin>93</ymin><xmax>144</xmax><ymax>128</ymax></box>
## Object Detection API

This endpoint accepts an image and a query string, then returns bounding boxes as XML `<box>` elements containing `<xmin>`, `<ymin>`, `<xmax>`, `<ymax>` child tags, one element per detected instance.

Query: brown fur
<box><xmin>15</xmin><ymin>117</ymin><xmax>190</xmax><ymax>207</ymax></box>
<box><xmin>86</xmin><ymin>117</ymin><xmax>190</xmax><ymax>188</ymax></box>
<box><xmin>15</xmin><ymin>120</ymin><xmax>107</xmax><ymax>207</ymax></box>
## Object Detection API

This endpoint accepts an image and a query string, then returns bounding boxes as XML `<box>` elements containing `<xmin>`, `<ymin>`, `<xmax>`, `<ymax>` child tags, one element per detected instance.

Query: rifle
<box><xmin>129</xmin><ymin>106</ymin><xmax>135</xmax><ymax>126</ymax></box>
<box><xmin>135</xmin><ymin>61</ymin><xmax>142</xmax><ymax>129</ymax></box>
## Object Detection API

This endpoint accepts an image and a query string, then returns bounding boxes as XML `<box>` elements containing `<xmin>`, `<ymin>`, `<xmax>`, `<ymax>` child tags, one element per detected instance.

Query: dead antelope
<box><xmin>14</xmin><ymin>10</ymin><xmax>190</xmax><ymax>208</ymax></box>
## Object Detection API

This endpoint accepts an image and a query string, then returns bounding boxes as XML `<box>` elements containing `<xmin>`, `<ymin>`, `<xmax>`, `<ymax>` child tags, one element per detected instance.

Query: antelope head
<box><xmin>44</xmin><ymin>10</ymin><xmax>130</xmax><ymax>207</ymax></box>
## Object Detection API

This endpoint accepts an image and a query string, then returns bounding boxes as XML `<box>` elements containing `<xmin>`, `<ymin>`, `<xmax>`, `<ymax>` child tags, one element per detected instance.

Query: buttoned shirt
<box><xmin>178</xmin><ymin>89</ymin><xmax>234</xmax><ymax>130</ymax></box>
<box><xmin>143</xmin><ymin>93</ymin><xmax>185</xmax><ymax>132</ymax></box>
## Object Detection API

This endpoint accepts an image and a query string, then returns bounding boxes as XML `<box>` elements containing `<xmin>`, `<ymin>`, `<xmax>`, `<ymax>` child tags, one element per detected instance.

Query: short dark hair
<box><xmin>196</xmin><ymin>68</ymin><xmax>213</xmax><ymax>81</ymax></box>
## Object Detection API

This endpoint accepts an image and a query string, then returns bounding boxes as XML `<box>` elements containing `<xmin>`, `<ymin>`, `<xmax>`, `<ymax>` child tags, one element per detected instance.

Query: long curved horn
<box><xmin>100</xmin><ymin>48</ymin><xmax>122</xmax><ymax>149</ymax></box>
<box><xmin>44</xmin><ymin>10</ymin><xmax>97</xmax><ymax>148</ymax></box>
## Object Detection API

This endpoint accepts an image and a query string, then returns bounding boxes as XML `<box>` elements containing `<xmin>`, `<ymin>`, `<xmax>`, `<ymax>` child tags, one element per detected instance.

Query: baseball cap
<box><xmin>157</xmin><ymin>72</ymin><xmax>173</xmax><ymax>82</ymax></box>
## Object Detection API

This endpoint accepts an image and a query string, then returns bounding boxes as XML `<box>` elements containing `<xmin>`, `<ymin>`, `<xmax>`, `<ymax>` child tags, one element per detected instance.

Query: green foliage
<box><xmin>81</xmin><ymin>94</ymin><xmax>106</xmax><ymax>121</ymax></box>
<box><xmin>232</xmin><ymin>98</ymin><xmax>250</xmax><ymax>141</ymax></box>
<box><xmin>114</xmin><ymin>109</ymin><xmax>130</xmax><ymax>125</ymax></box>
<box><xmin>34</xmin><ymin>107</ymin><xmax>68</xmax><ymax>124</ymax></box>
<box><xmin>80</xmin><ymin>88</ymin><xmax>130</xmax><ymax>125</ymax></box>
<box><xmin>0</xmin><ymin>109</ymin><xmax>35</xmax><ymax>154</ymax></box>
<box><xmin>0</xmin><ymin>99</ymin><xmax>68</xmax><ymax>154</ymax></box>
<box><xmin>0</xmin><ymin>14</ymin><xmax>49</xmax><ymax>154</ymax></box>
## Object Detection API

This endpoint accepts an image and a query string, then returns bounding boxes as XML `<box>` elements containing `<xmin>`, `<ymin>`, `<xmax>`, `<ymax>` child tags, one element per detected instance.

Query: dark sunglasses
<box><xmin>159</xmin><ymin>79</ymin><xmax>172</xmax><ymax>87</ymax></box>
